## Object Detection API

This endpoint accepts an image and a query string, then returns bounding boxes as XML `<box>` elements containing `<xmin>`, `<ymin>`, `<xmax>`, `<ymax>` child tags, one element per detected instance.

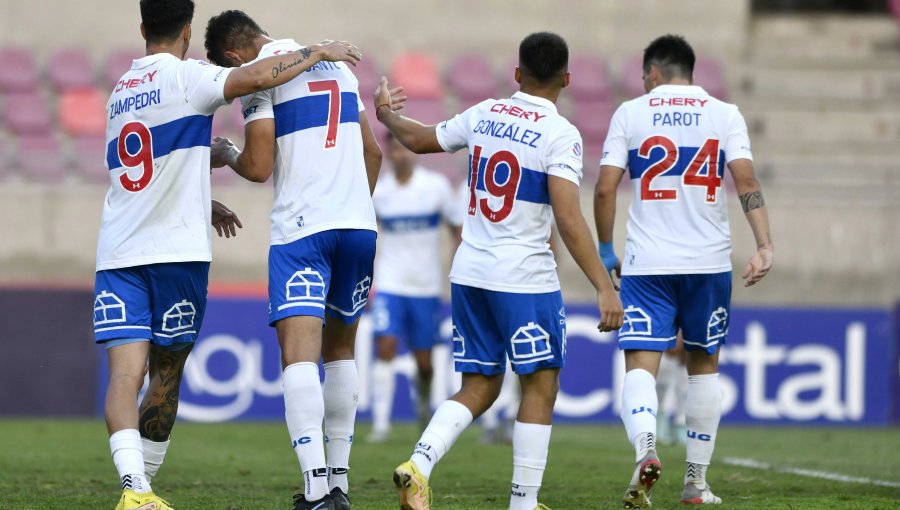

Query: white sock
<box><xmin>110</xmin><ymin>429</ymin><xmax>150</xmax><ymax>494</ymax></box>
<box><xmin>323</xmin><ymin>360</ymin><xmax>358</xmax><ymax>494</ymax></box>
<box><xmin>620</xmin><ymin>368</ymin><xmax>658</xmax><ymax>462</ymax></box>
<box><xmin>673</xmin><ymin>365</ymin><xmax>689</xmax><ymax>427</ymax></box>
<box><xmin>685</xmin><ymin>373</ymin><xmax>721</xmax><ymax>487</ymax></box>
<box><xmin>371</xmin><ymin>359</ymin><xmax>395</xmax><ymax>433</ymax></box>
<box><xmin>510</xmin><ymin>421</ymin><xmax>551</xmax><ymax>510</ymax></box>
<box><xmin>656</xmin><ymin>355</ymin><xmax>678</xmax><ymax>415</ymax></box>
<box><xmin>141</xmin><ymin>437</ymin><xmax>169</xmax><ymax>483</ymax></box>
<box><xmin>283</xmin><ymin>362</ymin><xmax>328</xmax><ymax>501</ymax></box>
<box><xmin>410</xmin><ymin>399</ymin><xmax>474</xmax><ymax>479</ymax></box>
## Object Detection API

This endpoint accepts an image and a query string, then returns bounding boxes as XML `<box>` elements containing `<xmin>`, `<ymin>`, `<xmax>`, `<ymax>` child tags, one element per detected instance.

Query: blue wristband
<box><xmin>599</xmin><ymin>241</ymin><xmax>619</xmax><ymax>274</ymax></box>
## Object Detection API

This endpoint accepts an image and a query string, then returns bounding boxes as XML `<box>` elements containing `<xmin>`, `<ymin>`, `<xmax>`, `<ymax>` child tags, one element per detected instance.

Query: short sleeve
<box><xmin>180</xmin><ymin>59</ymin><xmax>233</xmax><ymax>116</ymax></box>
<box><xmin>436</xmin><ymin>104</ymin><xmax>479</xmax><ymax>153</ymax></box>
<box><xmin>599</xmin><ymin>103</ymin><xmax>629</xmax><ymax>169</ymax></box>
<box><xmin>724</xmin><ymin>107</ymin><xmax>753</xmax><ymax>163</ymax></box>
<box><xmin>544</xmin><ymin>122</ymin><xmax>583</xmax><ymax>186</ymax></box>
<box><xmin>239</xmin><ymin>89</ymin><xmax>274</xmax><ymax>124</ymax></box>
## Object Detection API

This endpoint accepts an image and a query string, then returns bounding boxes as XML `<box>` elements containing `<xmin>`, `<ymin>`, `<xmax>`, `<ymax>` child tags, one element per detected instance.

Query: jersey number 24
<box><xmin>639</xmin><ymin>135</ymin><xmax>721</xmax><ymax>203</ymax></box>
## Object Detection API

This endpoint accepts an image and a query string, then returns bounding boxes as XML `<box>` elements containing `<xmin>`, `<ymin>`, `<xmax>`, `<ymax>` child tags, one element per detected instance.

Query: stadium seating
<box><xmin>59</xmin><ymin>89</ymin><xmax>106</xmax><ymax>136</ymax></box>
<box><xmin>446</xmin><ymin>54</ymin><xmax>498</xmax><ymax>107</ymax></box>
<box><xmin>353</xmin><ymin>55</ymin><xmax>382</xmax><ymax>104</ymax></box>
<box><xmin>619</xmin><ymin>56</ymin><xmax>646</xmax><ymax>99</ymax></box>
<box><xmin>3</xmin><ymin>92</ymin><xmax>53</xmax><ymax>136</ymax></box>
<box><xmin>390</xmin><ymin>53</ymin><xmax>443</xmax><ymax>98</ymax></box>
<box><xmin>567</xmin><ymin>55</ymin><xmax>613</xmax><ymax>102</ymax></box>
<box><xmin>0</xmin><ymin>48</ymin><xmax>39</xmax><ymax>93</ymax></box>
<box><xmin>694</xmin><ymin>58</ymin><xmax>728</xmax><ymax>100</ymax></box>
<box><xmin>103</xmin><ymin>49</ymin><xmax>143</xmax><ymax>87</ymax></box>
<box><xmin>47</xmin><ymin>48</ymin><xmax>97</xmax><ymax>91</ymax></box>
<box><xmin>17</xmin><ymin>135</ymin><xmax>66</xmax><ymax>183</ymax></box>
<box><xmin>571</xmin><ymin>99</ymin><xmax>616</xmax><ymax>149</ymax></box>
<box><xmin>70</xmin><ymin>135</ymin><xmax>108</xmax><ymax>183</ymax></box>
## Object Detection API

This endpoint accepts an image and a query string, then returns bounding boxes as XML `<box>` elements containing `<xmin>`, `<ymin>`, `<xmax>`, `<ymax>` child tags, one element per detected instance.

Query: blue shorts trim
<box><xmin>371</xmin><ymin>293</ymin><xmax>441</xmax><ymax>350</ymax></box>
<box><xmin>268</xmin><ymin>229</ymin><xmax>376</xmax><ymax>326</ymax></box>
<box><xmin>618</xmin><ymin>272</ymin><xmax>731</xmax><ymax>355</ymax></box>
<box><xmin>93</xmin><ymin>262</ymin><xmax>210</xmax><ymax>347</ymax></box>
<box><xmin>451</xmin><ymin>284</ymin><xmax>566</xmax><ymax>376</ymax></box>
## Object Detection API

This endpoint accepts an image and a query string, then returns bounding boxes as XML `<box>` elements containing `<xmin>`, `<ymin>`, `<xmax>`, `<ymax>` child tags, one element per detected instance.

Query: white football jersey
<box><xmin>98</xmin><ymin>53</ymin><xmax>233</xmax><ymax>271</ymax></box>
<box><xmin>601</xmin><ymin>84</ymin><xmax>753</xmax><ymax>275</ymax></box>
<box><xmin>436</xmin><ymin>91</ymin><xmax>583</xmax><ymax>293</ymax></box>
<box><xmin>241</xmin><ymin>39</ymin><xmax>376</xmax><ymax>245</ymax></box>
<box><xmin>372</xmin><ymin>167</ymin><xmax>458</xmax><ymax>297</ymax></box>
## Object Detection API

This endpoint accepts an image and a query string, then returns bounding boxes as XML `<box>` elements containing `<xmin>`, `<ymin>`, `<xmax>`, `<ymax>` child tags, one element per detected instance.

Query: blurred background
<box><xmin>0</xmin><ymin>0</ymin><xmax>897</xmax><ymax>427</ymax></box>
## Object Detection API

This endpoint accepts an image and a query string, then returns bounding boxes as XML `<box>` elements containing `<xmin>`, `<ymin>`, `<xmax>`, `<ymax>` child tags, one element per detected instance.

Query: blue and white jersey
<box><xmin>98</xmin><ymin>53</ymin><xmax>233</xmax><ymax>271</ymax></box>
<box><xmin>372</xmin><ymin>167</ymin><xmax>457</xmax><ymax>296</ymax></box>
<box><xmin>600</xmin><ymin>84</ymin><xmax>753</xmax><ymax>275</ymax></box>
<box><xmin>240</xmin><ymin>39</ymin><xmax>376</xmax><ymax>245</ymax></box>
<box><xmin>436</xmin><ymin>91</ymin><xmax>583</xmax><ymax>294</ymax></box>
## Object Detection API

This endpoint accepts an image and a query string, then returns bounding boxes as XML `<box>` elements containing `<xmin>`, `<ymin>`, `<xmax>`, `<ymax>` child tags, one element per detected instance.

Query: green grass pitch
<box><xmin>0</xmin><ymin>420</ymin><xmax>898</xmax><ymax>509</ymax></box>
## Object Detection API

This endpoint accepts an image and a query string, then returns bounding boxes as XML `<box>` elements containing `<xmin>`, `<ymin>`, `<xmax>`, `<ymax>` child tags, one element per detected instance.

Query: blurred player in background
<box><xmin>96</xmin><ymin>2</ymin><xmax>361</xmax><ymax>509</ymax></box>
<box><xmin>594</xmin><ymin>34</ymin><xmax>773</xmax><ymax>507</ymax></box>
<box><xmin>656</xmin><ymin>333</ymin><xmax>688</xmax><ymax>446</ymax></box>
<box><xmin>376</xmin><ymin>32</ymin><xmax>623</xmax><ymax>510</ymax></box>
<box><xmin>205</xmin><ymin>10</ymin><xmax>378</xmax><ymax>510</ymax></box>
<box><xmin>368</xmin><ymin>132</ymin><xmax>461</xmax><ymax>442</ymax></box>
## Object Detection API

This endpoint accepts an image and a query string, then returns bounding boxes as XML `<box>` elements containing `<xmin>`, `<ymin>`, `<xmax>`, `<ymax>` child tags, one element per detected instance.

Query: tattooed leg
<box><xmin>138</xmin><ymin>344</ymin><xmax>193</xmax><ymax>441</ymax></box>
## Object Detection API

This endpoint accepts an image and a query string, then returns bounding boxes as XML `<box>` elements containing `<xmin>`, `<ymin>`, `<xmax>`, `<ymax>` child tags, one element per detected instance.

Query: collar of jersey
<box><xmin>511</xmin><ymin>91</ymin><xmax>557</xmax><ymax>111</ymax></box>
<box><xmin>650</xmin><ymin>84</ymin><xmax>708</xmax><ymax>95</ymax></box>
<box><xmin>132</xmin><ymin>52</ymin><xmax>179</xmax><ymax>70</ymax></box>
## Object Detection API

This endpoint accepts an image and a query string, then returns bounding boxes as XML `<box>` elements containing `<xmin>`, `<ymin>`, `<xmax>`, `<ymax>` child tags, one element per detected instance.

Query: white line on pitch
<box><xmin>722</xmin><ymin>457</ymin><xmax>900</xmax><ymax>489</ymax></box>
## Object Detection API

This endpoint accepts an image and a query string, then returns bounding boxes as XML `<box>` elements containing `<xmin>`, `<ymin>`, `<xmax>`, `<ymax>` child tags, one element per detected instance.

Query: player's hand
<box><xmin>211</xmin><ymin>137</ymin><xmax>239</xmax><ymax>169</ymax></box>
<box><xmin>599</xmin><ymin>242</ymin><xmax>621</xmax><ymax>290</ymax></box>
<box><xmin>315</xmin><ymin>40</ymin><xmax>362</xmax><ymax>66</ymax></box>
<box><xmin>742</xmin><ymin>246</ymin><xmax>773</xmax><ymax>287</ymax></box>
<box><xmin>211</xmin><ymin>199</ymin><xmax>243</xmax><ymax>238</ymax></box>
<box><xmin>596</xmin><ymin>289</ymin><xmax>624</xmax><ymax>332</ymax></box>
<box><xmin>373</xmin><ymin>76</ymin><xmax>408</xmax><ymax>117</ymax></box>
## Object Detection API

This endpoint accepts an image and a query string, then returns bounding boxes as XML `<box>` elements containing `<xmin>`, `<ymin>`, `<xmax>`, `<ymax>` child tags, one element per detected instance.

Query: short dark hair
<box><xmin>140</xmin><ymin>0</ymin><xmax>195</xmax><ymax>43</ymax></box>
<box><xmin>205</xmin><ymin>10</ymin><xmax>266</xmax><ymax>67</ymax></box>
<box><xmin>518</xmin><ymin>32</ymin><xmax>569</xmax><ymax>84</ymax></box>
<box><xmin>643</xmin><ymin>34</ymin><xmax>695</xmax><ymax>81</ymax></box>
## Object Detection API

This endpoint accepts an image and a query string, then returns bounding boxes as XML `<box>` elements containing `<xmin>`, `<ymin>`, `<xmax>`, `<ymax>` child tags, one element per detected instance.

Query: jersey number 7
<box><xmin>308</xmin><ymin>79</ymin><xmax>341</xmax><ymax>149</ymax></box>
<box><xmin>468</xmin><ymin>145</ymin><xmax>521</xmax><ymax>223</ymax></box>
<box><xmin>639</xmin><ymin>135</ymin><xmax>721</xmax><ymax>203</ymax></box>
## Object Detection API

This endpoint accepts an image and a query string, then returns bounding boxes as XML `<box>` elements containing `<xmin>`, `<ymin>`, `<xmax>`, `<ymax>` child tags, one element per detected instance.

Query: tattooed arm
<box><xmin>223</xmin><ymin>41</ymin><xmax>362</xmax><ymax>100</ymax></box>
<box><xmin>729</xmin><ymin>158</ymin><xmax>773</xmax><ymax>287</ymax></box>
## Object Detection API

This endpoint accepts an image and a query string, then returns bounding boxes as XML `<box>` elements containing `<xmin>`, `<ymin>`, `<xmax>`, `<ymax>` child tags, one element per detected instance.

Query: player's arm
<box><xmin>210</xmin><ymin>118</ymin><xmax>276</xmax><ymax>183</ymax></box>
<box><xmin>729</xmin><ymin>158</ymin><xmax>773</xmax><ymax>287</ymax></box>
<box><xmin>359</xmin><ymin>112</ymin><xmax>382</xmax><ymax>195</ymax></box>
<box><xmin>549</xmin><ymin>175</ymin><xmax>623</xmax><ymax>331</ymax></box>
<box><xmin>223</xmin><ymin>41</ymin><xmax>362</xmax><ymax>101</ymax></box>
<box><xmin>594</xmin><ymin>165</ymin><xmax>625</xmax><ymax>286</ymax></box>
<box><xmin>372</xmin><ymin>77</ymin><xmax>443</xmax><ymax>154</ymax></box>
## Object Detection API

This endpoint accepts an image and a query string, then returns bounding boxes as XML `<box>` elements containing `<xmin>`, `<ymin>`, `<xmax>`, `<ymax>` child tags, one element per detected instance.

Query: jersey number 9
<box><xmin>117</xmin><ymin>121</ymin><xmax>154</xmax><ymax>193</ymax></box>
<box><xmin>468</xmin><ymin>145</ymin><xmax>521</xmax><ymax>223</ymax></box>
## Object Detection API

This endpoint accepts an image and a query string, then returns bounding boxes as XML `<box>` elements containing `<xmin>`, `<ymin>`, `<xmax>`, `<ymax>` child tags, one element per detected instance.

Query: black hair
<box><xmin>140</xmin><ymin>0</ymin><xmax>195</xmax><ymax>43</ymax></box>
<box><xmin>643</xmin><ymin>34</ymin><xmax>695</xmax><ymax>81</ymax></box>
<box><xmin>205</xmin><ymin>10</ymin><xmax>267</xmax><ymax>67</ymax></box>
<box><xmin>518</xmin><ymin>32</ymin><xmax>569</xmax><ymax>84</ymax></box>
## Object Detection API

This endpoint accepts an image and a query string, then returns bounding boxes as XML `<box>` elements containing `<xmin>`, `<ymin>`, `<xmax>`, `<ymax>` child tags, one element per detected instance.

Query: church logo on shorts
<box><xmin>352</xmin><ymin>276</ymin><xmax>372</xmax><ymax>310</ymax></box>
<box><xmin>162</xmin><ymin>300</ymin><xmax>196</xmax><ymax>333</ymax></box>
<box><xmin>94</xmin><ymin>290</ymin><xmax>126</xmax><ymax>326</ymax></box>
<box><xmin>622</xmin><ymin>306</ymin><xmax>652</xmax><ymax>336</ymax></box>
<box><xmin>511</xmin><ymin>322</ymin><xmax>551</xmax><ymax>361</ymax></box>
<box><xmin>451</xmin><ymin>325</ymin><xmax>465</xmax><ymax>356</ymax></box>
<box><xmin>285</xmin><ymin>268</ymin><xmax>326</xmax><ymax>302</ymax></box>
<box><xmin>707</xmin><ymin>307</ymin><xmax>729</xmax><ymax>342</ymax></box>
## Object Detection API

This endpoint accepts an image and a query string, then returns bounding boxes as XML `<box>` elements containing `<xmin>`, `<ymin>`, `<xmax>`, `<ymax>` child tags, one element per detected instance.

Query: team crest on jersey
<box><xmin>94</xmin><ymin>291</ymin><xmax>126</xmax><ymax>326</ymax></box>
<box><xmin>622</xmin><ymin>306</ymin><xmax>652</xmax><ymax>336</ymax></box>
<box><xmin>161</xmin><ymin>300</ymin><xmax>196</xmax><ymax>333</ymax></box>
<box><xmin>285</xmin><ymin>268</ymin><xmax>326</xmax><ymax>302</ymax></box>
<box><xmin>296</xmin><ymin>216</ymin><xmax>304</xmax><ymax>228</ymax></box>
<box><xmin>510</xmin><ymin>322</ymin><xmax>551</xmax><ymax>361</ymax></box>
<box><xmin>572</xmin><ymin>142</ymin><xmax>582</xmax><ymax>157</ymax></box>
<box><xmin>707</xmin><ymin>307</ymin><xmax>729</xmax><ymax>342</ymax></box>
